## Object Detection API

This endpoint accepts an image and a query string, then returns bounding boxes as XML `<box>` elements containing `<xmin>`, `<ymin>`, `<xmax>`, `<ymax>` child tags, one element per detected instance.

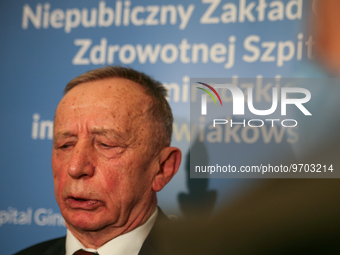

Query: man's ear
<box><xmin>152</xmin><ymin>147</ymin><xmax>181</xmax><ymax>192</ymax></box>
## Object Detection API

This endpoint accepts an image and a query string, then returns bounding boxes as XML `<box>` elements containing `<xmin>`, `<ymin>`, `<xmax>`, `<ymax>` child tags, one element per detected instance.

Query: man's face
<box><xmin>52</xmin><ymin>78</ymin><xmax>159</xmax><ymax>233</ymax></box>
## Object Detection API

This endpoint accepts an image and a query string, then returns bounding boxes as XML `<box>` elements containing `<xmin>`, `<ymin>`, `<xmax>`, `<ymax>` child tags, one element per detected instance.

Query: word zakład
<box><xmin>0</xmin><ymin>207</ymin><xmax>65</xmax><ymax>227</ymax></box>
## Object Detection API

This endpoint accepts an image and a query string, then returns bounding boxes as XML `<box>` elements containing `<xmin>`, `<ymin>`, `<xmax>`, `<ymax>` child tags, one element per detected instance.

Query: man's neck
<box><xmin>66</xmin><ymin>200</ymin><xmax>157</xmax><ymax>249</ymax></box>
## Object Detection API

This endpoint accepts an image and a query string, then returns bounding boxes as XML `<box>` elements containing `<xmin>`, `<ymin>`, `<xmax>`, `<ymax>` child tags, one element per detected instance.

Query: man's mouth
<box><xmin>73</xmin><ymin>197</ymin><xmax>87</xmax><ymax>202</ymax></box>
<box><xmin>66</xmin><ymin>196</ymin><xmax>101</xmax><ymax>210</ymax></box>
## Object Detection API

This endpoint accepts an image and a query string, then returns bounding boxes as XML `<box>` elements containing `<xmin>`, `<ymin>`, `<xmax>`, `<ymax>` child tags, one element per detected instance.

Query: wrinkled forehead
<box><xmin>59</xmin><ymin>78</ymin><xmax>151</xmax><ymax>110</ymax></box>
<box><xmin>55</xmin><ymin>78</ymin><xmax>154</xmax><ymax>132</ymax></box>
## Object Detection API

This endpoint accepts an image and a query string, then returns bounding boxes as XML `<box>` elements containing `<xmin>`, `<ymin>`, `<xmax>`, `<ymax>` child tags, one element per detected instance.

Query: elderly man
<box><xmin>15</xmin><ymin>66</ymin><xmax>181</xmax><ymax>255</ymax></box>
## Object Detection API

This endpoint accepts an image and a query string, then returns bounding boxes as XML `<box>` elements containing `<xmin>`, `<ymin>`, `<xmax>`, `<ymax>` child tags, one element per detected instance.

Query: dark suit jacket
<box><xmin>14</xmin><ymin>208</ymin><xmax>170</xmax><ymax>255</ymax></box>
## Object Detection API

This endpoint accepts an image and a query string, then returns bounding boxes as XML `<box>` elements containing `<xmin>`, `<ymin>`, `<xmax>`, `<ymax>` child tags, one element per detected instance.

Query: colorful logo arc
<box><xmin>196</xmin><ymin>82</ymin><xmax>222</xmax><ymax>106</ymax></box>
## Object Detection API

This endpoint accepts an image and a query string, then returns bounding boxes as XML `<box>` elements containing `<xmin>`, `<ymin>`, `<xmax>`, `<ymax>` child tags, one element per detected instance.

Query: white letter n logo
<box><xmin>197</xmin><ymin>82</ymin><xmax>244</xmax><ymax>115</ymax></box>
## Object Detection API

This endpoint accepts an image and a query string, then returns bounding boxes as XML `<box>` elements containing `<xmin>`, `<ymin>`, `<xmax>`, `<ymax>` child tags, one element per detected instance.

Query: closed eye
<box><xmin>99</xmin><ymin>142</ymin><xmax>116</xmax><ymax>149</ymax></box>
<box><xmin>95</xmin><ymin>140</ymin><xmax>126</xmax><ymax>159</ymax></box>
<box><xmin>59</xmin><ymin>143</ymin><xmax>73</xmax><ymax>149</ymax></box>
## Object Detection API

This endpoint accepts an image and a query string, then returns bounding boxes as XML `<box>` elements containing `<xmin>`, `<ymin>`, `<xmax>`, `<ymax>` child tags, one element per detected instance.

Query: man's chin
<box><xmin>64</xmin><ymin>212</ymin><xmax>113</xmax><ymax>232</ymax></box>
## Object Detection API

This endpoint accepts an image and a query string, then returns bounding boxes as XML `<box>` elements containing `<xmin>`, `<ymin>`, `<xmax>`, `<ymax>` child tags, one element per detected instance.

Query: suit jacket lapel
<box><xmin>138</xmin><ymin>208</ymin><xmax>170</xmax><ymax>255</ymax></box>
<box><xmin>44</xmin><ymin>236</ymin><xmax>66</xmax><ymax>255</ymax></box>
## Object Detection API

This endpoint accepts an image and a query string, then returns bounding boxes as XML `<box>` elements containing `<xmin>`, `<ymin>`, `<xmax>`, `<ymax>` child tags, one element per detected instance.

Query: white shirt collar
<box><xmin>66</xmin><ymin>208</ymin><xmax>158</xmax><ymax>255</ymax></box>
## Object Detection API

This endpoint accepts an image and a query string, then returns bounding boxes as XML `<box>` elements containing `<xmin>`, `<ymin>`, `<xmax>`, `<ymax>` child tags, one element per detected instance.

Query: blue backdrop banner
<box><xmin>0</xmin><ymin>0</ymin><xmax>320</xmax><ymax>254</ymax></box>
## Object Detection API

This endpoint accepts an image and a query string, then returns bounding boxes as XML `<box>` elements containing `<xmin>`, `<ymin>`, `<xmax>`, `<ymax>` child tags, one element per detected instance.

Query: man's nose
<box><xmin>67</xmin><ymin>142</ymin><xmax>95</xmax><ymax>179</ymax></box>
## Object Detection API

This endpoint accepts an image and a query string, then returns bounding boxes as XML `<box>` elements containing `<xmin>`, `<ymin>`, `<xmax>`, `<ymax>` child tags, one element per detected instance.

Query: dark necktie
<box><xmin>74</xmin><ymin>250</ymin><xmax>98</xmax><ymax>255</ymax></box>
